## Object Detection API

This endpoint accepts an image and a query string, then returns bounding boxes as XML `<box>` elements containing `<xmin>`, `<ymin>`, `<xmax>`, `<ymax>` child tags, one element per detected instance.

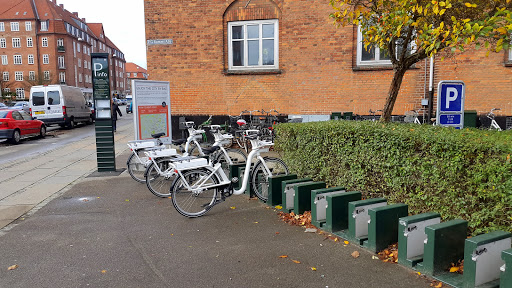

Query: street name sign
<box><xmin>436</xmin><ymin>80</ymin><xmax>465</xmax><ymax>129</ymax></box>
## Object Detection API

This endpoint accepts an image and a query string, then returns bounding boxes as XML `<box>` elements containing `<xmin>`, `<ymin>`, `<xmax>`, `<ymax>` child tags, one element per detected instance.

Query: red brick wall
<box><xmin>144</xmin><ymin>0</ymin><xmax>512</xmax><ymax>117</ymax></box>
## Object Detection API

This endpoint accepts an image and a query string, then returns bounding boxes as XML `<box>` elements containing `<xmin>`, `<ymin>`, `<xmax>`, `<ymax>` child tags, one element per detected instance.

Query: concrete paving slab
<box><xmin>0</xmin><ymin>205</ymin><xmax>32</xmax><ymax>222</ymax></box>
<box><xmin>3</xmin><ymin>184</ymin><xmax>67</xmax><ymax>205</ymax></box>
<box><xmin>10</xmin><ymin>170</ymin><xmax>54</xmax><ymax>183</ymax></box>
<box><xmin>0</xmin><ymin>185</ymin><xmax>22</xmax><ymax>200</ymax></box>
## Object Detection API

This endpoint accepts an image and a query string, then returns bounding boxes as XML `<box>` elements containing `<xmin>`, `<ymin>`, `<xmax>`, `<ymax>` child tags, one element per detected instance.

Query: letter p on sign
<box><xmin>445</xmin><ymin>87</ymin><xmax>458</xmax><ymax>109</ymax></box>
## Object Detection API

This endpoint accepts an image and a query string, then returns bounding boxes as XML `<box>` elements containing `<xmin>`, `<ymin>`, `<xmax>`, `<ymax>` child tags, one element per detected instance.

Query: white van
<box><xmin>30</xmin><ymin>85</ymin><xmax>92</xmax><ymax>128</ymax></box>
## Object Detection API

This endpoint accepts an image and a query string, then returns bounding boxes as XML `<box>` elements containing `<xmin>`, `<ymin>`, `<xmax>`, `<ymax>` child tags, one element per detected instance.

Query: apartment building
<box><xmin>124</xmin><ymin>62</ymin><xmax>147</xmax><ymax>95</ymax></box>
<box><xmin>0</xmin><ymin>0</ymin><xmax>125</xmax><ymax>102</ymax></box>
<box><xmin>144</xmin><ymin>0</ymin><xmax>512</xmax><ymax>124</ymax></box>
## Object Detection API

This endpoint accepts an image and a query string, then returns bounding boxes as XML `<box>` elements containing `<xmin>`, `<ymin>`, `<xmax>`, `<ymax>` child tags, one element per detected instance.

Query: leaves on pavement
<box><xmin>7</xmin><ymin>265</ymin><xmax>18</xmax><ymax>270</ymax></box>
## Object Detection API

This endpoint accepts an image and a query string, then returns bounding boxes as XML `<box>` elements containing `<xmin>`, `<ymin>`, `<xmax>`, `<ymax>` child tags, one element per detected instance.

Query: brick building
<box><xmin>124</xmin><ymin>62</ymin><xmax>148</xmax><ymax>95</ymax></box>
<box><xmin>144</xmin><ymin>0</ymin><xmax>512</xmax><ymax>125</ymax></box>
<box><xmin>0</xmin><ymin>0</ymin><xmax>126</xmax><ymax>102</ymax></box>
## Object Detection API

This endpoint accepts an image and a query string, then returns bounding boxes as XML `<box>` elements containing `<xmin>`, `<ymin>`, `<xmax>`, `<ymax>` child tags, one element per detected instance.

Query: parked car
<box><xmin>0</xmin><ymin>103</ymin><xmax>7</xmax><ymax>109</ymax></box>
<box><xmin>8</xmin><ymin>101</ymin><xmax>30</xmax><ymax>113</ymax></box>
<box><xmin>126</xmin><ymin>101</ymin><xmax>133</xmax><ymax>114</ymax></box>
<box><xmin>119</xmin><ymin>99</ymin><xmax>127</xmax><ymax>105</ymax></box>
<box><xmin>0</xmin><ymin>109</ymin><xmax>46</xmax><ymax>144</ymax></box>
<box><xmin>29</xmin><ymin>85</ymin><xmax>92</xmax><ymax>128</ymax></box>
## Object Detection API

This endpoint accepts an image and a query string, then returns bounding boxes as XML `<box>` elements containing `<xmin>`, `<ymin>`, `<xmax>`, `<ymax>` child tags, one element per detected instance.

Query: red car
<box><xmin>0</xmin><ymin>109</ymin><xmax>46</xmax><ymax>144</ymax></box>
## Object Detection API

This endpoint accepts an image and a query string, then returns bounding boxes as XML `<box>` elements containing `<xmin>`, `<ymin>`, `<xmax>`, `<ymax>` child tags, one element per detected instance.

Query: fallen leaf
<box><xmin>279</xmin><ymin>255</ymin><xmax>288</xmax><ymax>258</ymax></box>
<box><xmin>101</xmin><ymin>270</ymin><xmax>107</xmax><ymax>274</ymax></box>
<box><xmin>344</xmin><ymin>241</ymin><xmax>349</xmax><ymax>245</ymax></box>
<box><xmin>334</xmin><ymin>238</ymin><xmax>339</xmax><ymax>242</ymax></box>
<box><xmin>372</xmin><ymin>256</ymin><xmax>379</xmax><ymax>260</ymax></box>
<box><xmin>305</xmin><ymin>228</ymin><xmax>317</xmax><ymax>233</ymax></box>
<box><xmin>311</xmin><ymin>267</ymin><xmax>317</xmax><ymax>271</ymax></box>
<box><xmin>292</xmin><ymin>260</ymin><xmax>301</xmax><ymax>264</ymax></box>
<box><xmin>434</xmin><ymin>282</ymin><xmax>443</xmax><ymax>288</ymax></box>
<box><xmin>230</xmin><ymin>206</ymin><xmax>236</xmax><ymax>209</ymax></box>
<box><xmin>275</xmin><ymin>205</ymin><xmax>283</xmax><ymax>209</ymax></box>
<box><xmin>8</xmin><ymin>265</ymin><xmax>18</xmax><ymax>270</ymax></box>
<box><xmin>125</xmin><ymin>199</ymin><xmax>130</xmax><ymax>202</ymax></box>
<box><xmin>351</xmin><ymin>251</ymin><xmax>360</xmax><ymax>258</ymax></box>
<box><xmin>253</xmin><ymin>222</ymin><xmax>259</xmax><ymax>224</ymax></box>
<box><xmin>449</xmin><ymin>267</ymin><xmax>459</xmax><ymax>273</ymax></box>
<box><xmin>275</xmin><ymin>232</ymin><xmax>280</xmax><ymax>234</ymax></box>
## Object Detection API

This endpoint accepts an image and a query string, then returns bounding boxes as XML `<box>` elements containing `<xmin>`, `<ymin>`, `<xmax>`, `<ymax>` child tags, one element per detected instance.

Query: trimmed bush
<box><xmin>274</xmin><ymin>120</ymin><xmax>512</xmax><ymax>235</ymax></box>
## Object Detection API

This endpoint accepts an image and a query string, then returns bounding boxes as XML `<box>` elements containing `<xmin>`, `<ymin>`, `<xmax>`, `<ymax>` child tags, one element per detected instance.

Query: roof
<box><xmin>0</xmin><ymin>0</ymin><xmax>36</xmax><ymax>20</ymax></box>
<box><xmin>126</xmin><ymin>62</ymin><xmax>147</xmax><ymax>74</ymax></box>
<box><xmin>88</xmin><ymin>23</ymin><xmax>105</xmax><ymax>41</ymax></box>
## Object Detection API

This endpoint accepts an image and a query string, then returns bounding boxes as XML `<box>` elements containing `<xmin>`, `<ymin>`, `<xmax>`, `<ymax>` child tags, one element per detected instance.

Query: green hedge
<box><xmin>274</xmin><ymin>120</ymin><xmax>512</xmax><ymax>235</ymax></box>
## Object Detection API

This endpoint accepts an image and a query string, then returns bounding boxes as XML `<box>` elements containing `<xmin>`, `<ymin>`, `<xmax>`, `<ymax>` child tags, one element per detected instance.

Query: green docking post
<box><xmin>502</xmin><ymin>249</ymin><xmax>512</xmax><ymax>288</ymax></box>
<box><xmin>310</xmin><ymin>187</ymin><xmax>346</xmax><ymax>228</ymax></box>
<box><xmin>347</xmin><ymin>198</ymin><xmax>387</xmax><ymax>245</ymax></box>
<box><xmin>280</xmin><ymin>178</ymin><xmax>313</xmax><ymax>213</ymax></box>
<box><xmin>267</xmin><ymin>174</ymin><xmax>297</xmax><ymax>206</ymax></box>
<box><xmin>397</xmin><ymin>212</ymin><xmax>441</xmax><ymax>268</ymax></box>
<box><xmin>293</xmin><ymin>182</ymin><xmax>326</xmax><ymax>215</ymax></box>
<box><xmin>326</xmin><ymin>191</ymin><xmax>362</xmax><ymax>234</ymax></box>
<box><xmin>363</xmin><ymin>203</ymin><xmax>408</xmax><ymax>253</ymax></box>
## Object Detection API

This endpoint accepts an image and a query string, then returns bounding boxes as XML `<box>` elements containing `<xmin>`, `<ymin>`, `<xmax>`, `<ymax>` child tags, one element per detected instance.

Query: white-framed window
<box><xmin>15</xmin><ymin>71</ymin><xmax>23</xmax><ymax>81</ymax></box>
<box><xmin>356</xmin><ymin>26</ymin><xmax>391</xmax><ymax>66</ymax></box>
<box><xmin>73</xmin><ymin>41</ymin><xmax>76</xmax><ymax>57</ymax></box>
<box><xmin>0</xmin><ymin>22</ymin><xmax>4</xmax><ymax>32</ymax></box>
<box><xmin>84</xmin><ymin>59</ymin><xmax>87</xmax><ymax>69</ymax></box>
<box><xmin>77</xmin><ymin>44</ymin><xmax>80</xmax><ymax>53</ymax></box>
<box><xmin>13</xmin><ymin>55</ymin><xmax>22</xmax><ymax>65</ymax></box>
<box><xmin>43</xmin><ymin>54</ymin><xmax>49</xmax><ymax>64</ymax></box>
<box><xmin>0</xmin><ymin>38</ymin><xmax>5</xmax><ymax>48</ymax></box>
<box><xmin>127</xmin><ymin>73</ymin><xmax>130</xmax><ymax>77</ymax></box>
<box><xmin>27</xmin><ymin>37</ymin><xmax>33</xmax><ymax>47</ymax></box>
<box><xmin>57</xmin><ymin>38</ymin><xmax>64</xmax><ymax>47</ymax></box>
<box><xmin>133</xmin><ymin>73</ymin><xmax>137</xmax><ymax>77</ymax></box>
<box><xmin>29</xmin><ymin>71</ymin><xmax>35</xmax><ymax>81</ymax></box>
<box><xmin>28</xmin><ymin>54</ymin><xmax>34</xmax><ymax>64</ymax></box>
<box><xmin>78</xmin><ymin>58</ymin><xmax>81</xmax><ymax>67</ymax></box>
<box><xmin>25</xmin><ymin>21</ymin><xmax>32</xmax><ymax>31</ymax></box>
<box><xmin>40</xmin><ymin>20</ymin><xmax>48</xmax><ymax>31</ymax></box>
<box><xmin>79</xmin><ymin>73</ymin><xmax>82</xmax><ymax>82</ymax></box>
<box><xmin>59</xmin><ymin>72</ymin><xmax>66</xmax><ymax>83</ymax></box>
<box><xmin>58</xmin><ymin>56</ymin><xmax>65</xmax><ymax>68</ymax></box>
<box><xmin>44</xmin><ymin>71</ymin><xmax>50</xmax><ymax>80</ymax></box>
<box><xmin>12</xmin><ymin>38</ymin><xmax>21</xmax><ymax>48</ymax></box>
<box><xmin>16</xmin><ymin>88</ymin><xmax>25</xmax><ymax>99</ymax></box>
<box><xmin>42</xmin><ymin>37</ymin><xmax>48</xmax><ymax>47</ymax></box>
<box><xmin>228</xmin><ymin>19</ymin><xmax>279</xmax><ymax>70</ymax></box>
<box><xmin>1</xmin><ymin>55</ymin><xmax>7</xmax><ymax>65</ymax></box>
<box><xmin>88</xmin><ymin>61</ymin><xmax>91</xmax><ymax>69</ymax></box>
<box><xmin>3</xmin><ymin>88</ymin><xmax>10</xmax><ymax>93</ymax></box>
<box><xmin>10</xmin><ymin>22</ymin><xmax>19</xmax><ymax>31</ymax></box>
<box><xmin>83</xmin><ymin>45</ymin><xmax>86</xmax><ymax>53</ymax></box>
<box><xmin>3</xmin><ymin>72</ymin><xmax>9</xmax><ymax>81</ymax></box>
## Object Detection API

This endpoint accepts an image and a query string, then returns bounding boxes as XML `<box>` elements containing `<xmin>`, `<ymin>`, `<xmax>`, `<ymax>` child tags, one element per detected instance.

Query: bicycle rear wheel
<box><xmin>171</xmin><ymin>169</ymin><xmax>219</xmax><ymax>217</ymax></box>
<box><xmin>251</xmin><ymin>157</ymin><xmax>289</xmax><ymax>202</ymax></box>
<box><xmin>214</xmin><ymin>148</ymin><xmax>247</xmax><ymax>177</ymax></box>
<box><xmin>127</xmin><ymin>150</ymin><xmax>148</xmax><ymax>183</ymax></box>
<box><xmin>145</xmin><ymin>158</ymin><xmax>177</xmax><ymax>198</ymax></box>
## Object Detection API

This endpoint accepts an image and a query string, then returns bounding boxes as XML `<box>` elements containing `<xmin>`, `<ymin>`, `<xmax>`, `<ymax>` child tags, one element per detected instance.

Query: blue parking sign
<box><xmin>436</xmin><ymin>81</ymin><xmax>465</xmax><ymax>128</ymax></box>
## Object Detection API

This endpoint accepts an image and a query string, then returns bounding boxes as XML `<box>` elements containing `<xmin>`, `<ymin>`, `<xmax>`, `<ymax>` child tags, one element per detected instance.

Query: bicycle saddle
<box><xmin>201</xmin><ymin>146</ymin><xmax>221</xmax><ymax>155</ymax></box>
<box><xmin>172</xmin><ymin>139</ymin><xmax>187</xmax><ymax>145</ymax></box>
<box><xmin>152</xmin><ymin>132</ymin><xmax>166</xmax><ymax>139</ymax></box>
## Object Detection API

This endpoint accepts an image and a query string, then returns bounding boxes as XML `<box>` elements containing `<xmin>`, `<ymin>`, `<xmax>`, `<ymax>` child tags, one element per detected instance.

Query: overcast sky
<box><xmin>58</xmin><ymin>0</ymin><xmax>147</xmax><ymax>69</ymax></box>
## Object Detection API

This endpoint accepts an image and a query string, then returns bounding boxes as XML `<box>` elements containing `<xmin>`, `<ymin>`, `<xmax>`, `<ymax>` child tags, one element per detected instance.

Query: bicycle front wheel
<box><xmin>171</xmin><ymin>170</ymin><xmax>219</xmax><ymax>217</ymax></box>
<box><xmin>145</xmin><ymin>158</ymin><xmax>177</xmax><ymax>198</ymax></box>
<box><xmin>214</xmin><ymin>148</ymin><xmax>247</xmax><ymax>177</ymax></box>
<box><xmin>251</xmin><ymin>157</ymin><xmax>289</xmax><ymax>202</ymax></box>
<box><xmin>127</xmin><ymin>150</ymin><xmax>149</xmax><ymax>183</ymax></box>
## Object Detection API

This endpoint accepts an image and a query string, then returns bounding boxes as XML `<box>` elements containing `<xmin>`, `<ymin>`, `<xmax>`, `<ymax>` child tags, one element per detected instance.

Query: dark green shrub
<box><xmin>274</xmin><ymin>121</ymin><xmax>512</xmax><ymax>235</ymax></box>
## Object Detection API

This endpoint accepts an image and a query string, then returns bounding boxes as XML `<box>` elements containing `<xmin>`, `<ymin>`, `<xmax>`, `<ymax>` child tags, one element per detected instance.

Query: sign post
<box><xmin>436</xmin><ymin>80</ymin><xmax>465</xmax><ymax>129</ymax></box>
<box><xmin>91</xmin><ymin>53</ymin><xmax>116</xmax><ymax>172</ymax></box>
<box><xmin>132</xmin><ymin>80</ymin><xmax>171</xmax><ymax>143</ymax></box>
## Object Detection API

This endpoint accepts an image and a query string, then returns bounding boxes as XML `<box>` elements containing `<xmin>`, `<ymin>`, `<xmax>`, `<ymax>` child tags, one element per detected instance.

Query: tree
<box><xmin>330</xmin><ymin>0</ymin><xmax>512</xmax><ymax>122</ymax></box>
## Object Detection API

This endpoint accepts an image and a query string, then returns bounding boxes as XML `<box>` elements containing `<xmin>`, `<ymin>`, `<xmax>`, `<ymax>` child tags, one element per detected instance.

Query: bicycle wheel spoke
<box><xmin>172</xmin><ymin>170</ymin><xmax>218</xmax><ymax>217</ymax></box>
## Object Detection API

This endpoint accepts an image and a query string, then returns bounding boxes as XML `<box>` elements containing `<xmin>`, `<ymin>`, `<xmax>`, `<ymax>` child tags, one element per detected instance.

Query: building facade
<box><xmin>144</xmin><ymin>0</ymin><xmax>512</xmax><ymax>124</ymax></box>
<box><xmin>124</xmin><ymin>62</ymin><xmax>148</xmax><ymax>95</ymax></box>
<box><xmin>0</xmin><ymin>0</ymin><xmax>126</xmax><ymax>102</ymax></box>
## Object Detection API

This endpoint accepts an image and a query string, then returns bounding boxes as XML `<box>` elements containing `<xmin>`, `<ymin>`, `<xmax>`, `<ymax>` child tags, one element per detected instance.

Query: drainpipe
<box><xmin>427</xmin><ymin>56</ymin><xmax>435</xmax><ymax>123</ymax></box>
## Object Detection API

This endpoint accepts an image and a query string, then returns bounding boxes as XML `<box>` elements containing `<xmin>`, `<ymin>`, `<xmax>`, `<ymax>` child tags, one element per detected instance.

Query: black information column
<box><xmin>91</xmin><ymin>53</ymin><xmax>116</xmax><ymax>172</ymax></box>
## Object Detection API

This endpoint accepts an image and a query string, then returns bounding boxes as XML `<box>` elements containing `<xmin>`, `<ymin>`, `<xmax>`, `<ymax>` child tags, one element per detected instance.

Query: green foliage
<box><xmin>274</xmin><ymin>121</ymin><xmax>512</xmax><ymax>235</ymax></box>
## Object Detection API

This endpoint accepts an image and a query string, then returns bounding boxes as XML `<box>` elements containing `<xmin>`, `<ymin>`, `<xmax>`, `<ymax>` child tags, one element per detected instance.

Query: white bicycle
<box><xmin>170</xmin><ymin>131</ymin><xmax>289</xmax><ymax>217</ymax></box>
<box><xmin>126</xmin><ymin>133</ymin><xmax>167</xmax><ymax>183</ymax></box>
<box><xmin>144</xmin><ymin>125</ymin><xmax>247</xmax><ymax>198</ymax></box>
<box><xmin>487</xmin><ymin>108</ymin><xmax>502</xmax><ymax>131</ymax></box>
